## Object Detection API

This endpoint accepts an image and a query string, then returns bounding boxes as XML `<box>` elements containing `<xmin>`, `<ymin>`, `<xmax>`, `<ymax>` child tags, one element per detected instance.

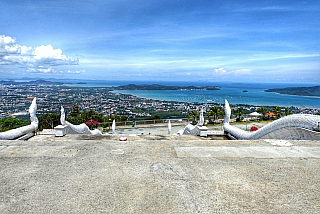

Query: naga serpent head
<box><xmin>224</xmin><ymin>99</ymin><xmax>231</xmax><ymax>124</ymax></box>
<box><xmin>29</xmin><ymin>98</ymin><xmax>37</xmax><ymax>115</ymax></box>
<box><xmin>28</xmin><ymin>97</ymin><xmax>38</xmax><ymax>130</ymax></box>
<box><xmin>60</xmin><ymin>105</ymin><xmax>66</xmax><ymax>125</ymax></box>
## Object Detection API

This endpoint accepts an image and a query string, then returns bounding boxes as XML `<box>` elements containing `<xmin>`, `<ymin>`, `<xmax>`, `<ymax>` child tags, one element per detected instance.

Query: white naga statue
<box><xmin>180</xmin><ymin>108</ymin><xmax>207</xmax><ymax>136</ymax></box>
<box><xmin>223</xmin><ymin>99</ymin><xmax>320</xmax><ymax>140</ymax></box>
<box><xmin>0</xmin><ymin>98</ymin><xmax>38</xmax><ymax>140</ymax></box>
<box><xmin>60</xmin><ymin>106</ymin><xmax>102</xmax><ymax>135</ymax></box>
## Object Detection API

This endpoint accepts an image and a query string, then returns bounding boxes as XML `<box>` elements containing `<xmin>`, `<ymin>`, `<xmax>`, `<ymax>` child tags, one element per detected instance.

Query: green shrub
<box><xmin>0</xmin><ymin>118</ymin><xmax>30</xmax><ymax>132</ymax></box>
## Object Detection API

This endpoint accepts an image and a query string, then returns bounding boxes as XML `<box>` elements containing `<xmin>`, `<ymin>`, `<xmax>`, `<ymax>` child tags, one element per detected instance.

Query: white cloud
<box><xmin>33</xmin><ymin>45</ymin><xmax>78</xmax><ymax>66</ymax></box>
<box><xmin>0</xmin><ymin>35</ymin><xmax>79</xmax><ymax>73</ymax></box>
<box><xmin>0</xmin><ymin>70</ymin><xmax>16</xmax><ymax>74</ymax></box>
<box><xmin>27</xmin><ymin>67</ymin><xmax>55</xmax><ymax>73</ymax></box>
<box><xmin>0</xmin><ymin>35</ymin><xmax>19</xmax><ymax>54</ymax></box>
<box><xmin>233</xmin><ymin>69</ymin><xmax>252</xmax><ymax>75</ymax></box>
<box><xmin>20</xmin><ymin>45</ymin><xmax>32</xmax><ymax>54</ymax></box>
<box><xmin>67</xmin><ymin>69</ymin><xmax>85</xmax><ymax>74</ymax></box>
<box><xmin>213</xmin><ymin>68</ymin><xmax>227</xmax><ymax>75</ymax></box>
<box><xmin>27</xmin><ymin>67</ymin><xmax>63</xmax><ymax>74</ymax></box>
<box><xmin>37</xmin><ymin>67</ymin><xmax>54</xmax><ymax>73</ymax></box>
<box><xmin>247</xmin><ymin>53</ymin><xmax>320</xmax><ymax>62</ymax></box>
<box><xmin>212</xmin><ymin>68</ymin><xmax>252</xmax><ymax>77</ymax></box>
<box><xmin>27</xmin><ymin>67</ymin><xmax>84</xmax><ymax>74</ymax></box>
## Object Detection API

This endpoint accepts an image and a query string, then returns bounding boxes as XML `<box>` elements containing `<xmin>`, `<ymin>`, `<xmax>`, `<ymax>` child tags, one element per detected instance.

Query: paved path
<box><xmin>0</xmin><ymin>137</ymin><xmax>319</xmax><ymax>213</ymax></box>
<box><xmin>102</xmin><ymin>120</ymin><xmax>268</xmax><ymax>135</ymax></box>
<box><xmin>115</xmin><ymin>125</ymin><xmax>186</xmax><ymax>135</ymax></box>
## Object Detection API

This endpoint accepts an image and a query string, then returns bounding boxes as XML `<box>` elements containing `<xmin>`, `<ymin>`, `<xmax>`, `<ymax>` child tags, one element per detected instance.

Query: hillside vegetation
<box><xmin>265</xmin><ymin>86</ymin><xmax>320</xmax><ymax>97</ymax></box>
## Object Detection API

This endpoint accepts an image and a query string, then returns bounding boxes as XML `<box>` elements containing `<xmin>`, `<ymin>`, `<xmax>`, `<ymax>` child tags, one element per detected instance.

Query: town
<box><xmin>0</xmin><ymin>83</ymin><xmax>318</xmax><ymax>122</ymax></box>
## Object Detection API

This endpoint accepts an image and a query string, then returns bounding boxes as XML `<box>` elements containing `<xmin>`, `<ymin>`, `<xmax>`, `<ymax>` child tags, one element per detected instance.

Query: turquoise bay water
<box><xmin>113</xmin><ymin>89</ymin><xmax>320</xmax><ymax>108</ymax></box>
<box><xmin>65</xmin><ymin>80</ymin><xmax>320</xmax><ymax>108</ymax></box>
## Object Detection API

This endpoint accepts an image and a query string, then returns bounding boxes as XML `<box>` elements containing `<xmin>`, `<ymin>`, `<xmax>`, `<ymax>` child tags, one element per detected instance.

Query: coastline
<box><xmin>265</xmin><ymin>91</ymin><xmax>320</xmax><ymax>99</ymax></box>
<box><xmin>111</xmin><ymin>89</ymin><xmax>320</xmax><ymax>109</ymax></box>
<box><xmin>59</xmin><ymin>81</ymin><xmax>320</xmax><ymax>108</ymax></box>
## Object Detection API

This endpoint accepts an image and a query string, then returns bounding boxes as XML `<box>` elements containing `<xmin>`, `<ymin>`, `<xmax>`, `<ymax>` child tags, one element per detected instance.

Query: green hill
<box><xmin>265</xmin><ymin>86</ymin><xmax>320</xmax><ymax>97</ymax></box>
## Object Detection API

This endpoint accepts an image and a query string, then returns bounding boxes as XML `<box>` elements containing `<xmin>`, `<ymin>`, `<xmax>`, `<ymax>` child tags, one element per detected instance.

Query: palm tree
<box><xmin>207</xmin><ymin>106</ymin><xmax>223</xmax><ymax>124</ymax></box>
<box><xmin>272</xmin><ymin>106</ymin><xmax>282</xmax><ymax>119</ymax></box>
<box><xmin>188</xmin><ymin>110</ymin><xmax>199</xmax><ymax>124</ymax></box>
<box><xmin>284</xmin><ymin>108</ymin><xmax>292</xmax><ymax>116</ymax></box>
<box><xmin>234</xmin><ymin>108</ymin><xmax>244</xmax><ymax>122</ymax></box>
<box><xmin>257</xmin><ymin>106</ymin><xmax>268</xmax><ymax>114</ymax></box>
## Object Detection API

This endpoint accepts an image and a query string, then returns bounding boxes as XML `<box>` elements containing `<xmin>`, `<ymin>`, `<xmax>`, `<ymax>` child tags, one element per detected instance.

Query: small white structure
<box><xmin>249</xmin><ymin>112</ymin><xmax>262</xmax><ymax>117</ymax></box>
<box><xmin>198</xmin><ymin>126</ymin><xmax>209</xmax><ymax>137</ymax></box>
<box><xmin>54</xmin><ymin>125</ymin><xmax>68</xmax><ymax>137</ymax></box>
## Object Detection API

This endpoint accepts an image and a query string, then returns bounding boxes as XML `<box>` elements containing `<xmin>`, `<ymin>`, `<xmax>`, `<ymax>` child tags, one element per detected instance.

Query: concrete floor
<box><xmin>102</xmin><ymin>120</ymin><xmax>269</xmax><ymax>135</ymax></box>
<box><xmin>0</xmin><ymin>136</ymin><xmax>320</xmax><ymax>213</ymax></box>
<box><xmin>115</xmin><ymin>125</ymin><xmax>186</xmax><ymax>135</ymax></box>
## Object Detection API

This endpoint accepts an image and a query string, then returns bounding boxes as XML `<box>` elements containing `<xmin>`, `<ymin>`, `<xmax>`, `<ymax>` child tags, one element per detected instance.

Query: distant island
<box><xmin>113</xmin><ymin>84</ymin><xmax>220</xmax><ymax>91</ymax></box>
<box><xmin>265</xmin><ymin>86</ymin><xmax>320</xmax><ymax>97</ymax></box>
<box><xmin>76</xmin><ymin>82</ymin><xmax>87</xmax><ymax>84</ymax></box>
<box><xmin>0</xmin><ymin>79</ymin><xmax>64</xmax><ymax>85</ymax></box>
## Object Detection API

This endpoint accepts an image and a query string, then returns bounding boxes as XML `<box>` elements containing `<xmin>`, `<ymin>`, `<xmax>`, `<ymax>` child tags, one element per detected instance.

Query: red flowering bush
<box><xmin>251</xmin><ymin>126</ymin><xmax>258</xmax><ymax>131</ymax></box>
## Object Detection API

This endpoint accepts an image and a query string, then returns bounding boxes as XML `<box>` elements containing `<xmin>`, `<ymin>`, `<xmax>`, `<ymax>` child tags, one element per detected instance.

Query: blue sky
<box><xmin>0</xmin><ymin>0</ymin><xmax>319</xmax><ymax>83</ymax></box>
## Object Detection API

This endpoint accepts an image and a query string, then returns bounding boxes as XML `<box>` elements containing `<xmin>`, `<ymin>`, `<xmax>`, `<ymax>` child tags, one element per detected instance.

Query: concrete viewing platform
<box><xmin>1</xmin><ymin>136</ymin><xmax>320</xmax><ymax>213</ymax></box>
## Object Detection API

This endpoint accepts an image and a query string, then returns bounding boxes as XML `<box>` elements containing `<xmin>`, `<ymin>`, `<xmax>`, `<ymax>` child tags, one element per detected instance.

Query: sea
<box><xmin>64</xmin><ymin>80</ymin><xmax>320</xmax><ymax>109</ymax></box>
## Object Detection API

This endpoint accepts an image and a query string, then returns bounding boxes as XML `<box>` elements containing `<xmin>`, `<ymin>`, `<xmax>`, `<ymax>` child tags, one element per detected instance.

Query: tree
<box><xmin>66</xmin><ymin>116</ymin><xmax>84</xmax><ymax>125</ymax></box>
<box><xmin>80</xmin><ymin>109</ymin><xmax>102</xmax><ymax>122</ymax></box>
<box><xmin>148</xmin><ymin>114</ymin><xmax>160</xmax><ymax>120</ymax></box>
<box><xmin>0</xmin><ymin>118</ymin><xmax>30</xmax><ymax>132</ymax></box>
<box><xmin>38</xmin><ymin>113</ymin><xmax>60</xmax><ymax>130</ymax></box>
<box><xmin>257</xmin><ymin>106</ymin><xmax>268</xmax><ymax>114</ymax></box>
<box><xmin>207</xmin><ymin>106</ymin><xmax>223</xmax><ymax>124</ymax></box>
<box><xmin>234</xmin><ymin>108</ymin><xmax>244</xmax><ymax>122</ymax></box>
<box><xmin>70</xmin><ymin>105</ymin><xmax>79</xmax><ymax>117</ymax></box>
<box><xmin>67</xmin><ymin>106</ymin><xmax>103</xmax><ymax>125</ymax></box>
<box><xmin>188</xmin><ymin>110</ymin><xmax>199</xmax><ymax>125</ymax></box>
<box><xmin>272</xmin><ymin>106</ymin><xmax>282</xmax><ymax>119</ymax></box>
<box><xmin>284</xmin><ymin>108</ymin><xmax>293</xmax><ymax>116</ymax></box>
<box><xmin>120</xmin><ymin>115</ymin><xmax>128</xmax><ymax>121</ymax></box>
<box><xmin>103</xmin><ymin>114</ymin><xmax>127</xmax><ymax>123</ymax></box>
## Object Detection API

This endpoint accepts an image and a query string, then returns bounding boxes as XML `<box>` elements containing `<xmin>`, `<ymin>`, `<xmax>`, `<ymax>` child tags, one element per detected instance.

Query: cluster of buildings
<box><xmin>0</xmin><ymin>84</ymin><xmax>201</xmax><ymax>119</ymax></box>
<box><xmin>0</xmin><ymin>84</ymin><xmax>318</xmax><ymax>120</ymax></box>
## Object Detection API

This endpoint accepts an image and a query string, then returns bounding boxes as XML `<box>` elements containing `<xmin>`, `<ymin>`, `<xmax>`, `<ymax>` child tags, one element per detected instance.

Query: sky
<box><xmin>0</xmin><ymin>0</ymin><xmax>319</xmax><ymax>83</ymax></box>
